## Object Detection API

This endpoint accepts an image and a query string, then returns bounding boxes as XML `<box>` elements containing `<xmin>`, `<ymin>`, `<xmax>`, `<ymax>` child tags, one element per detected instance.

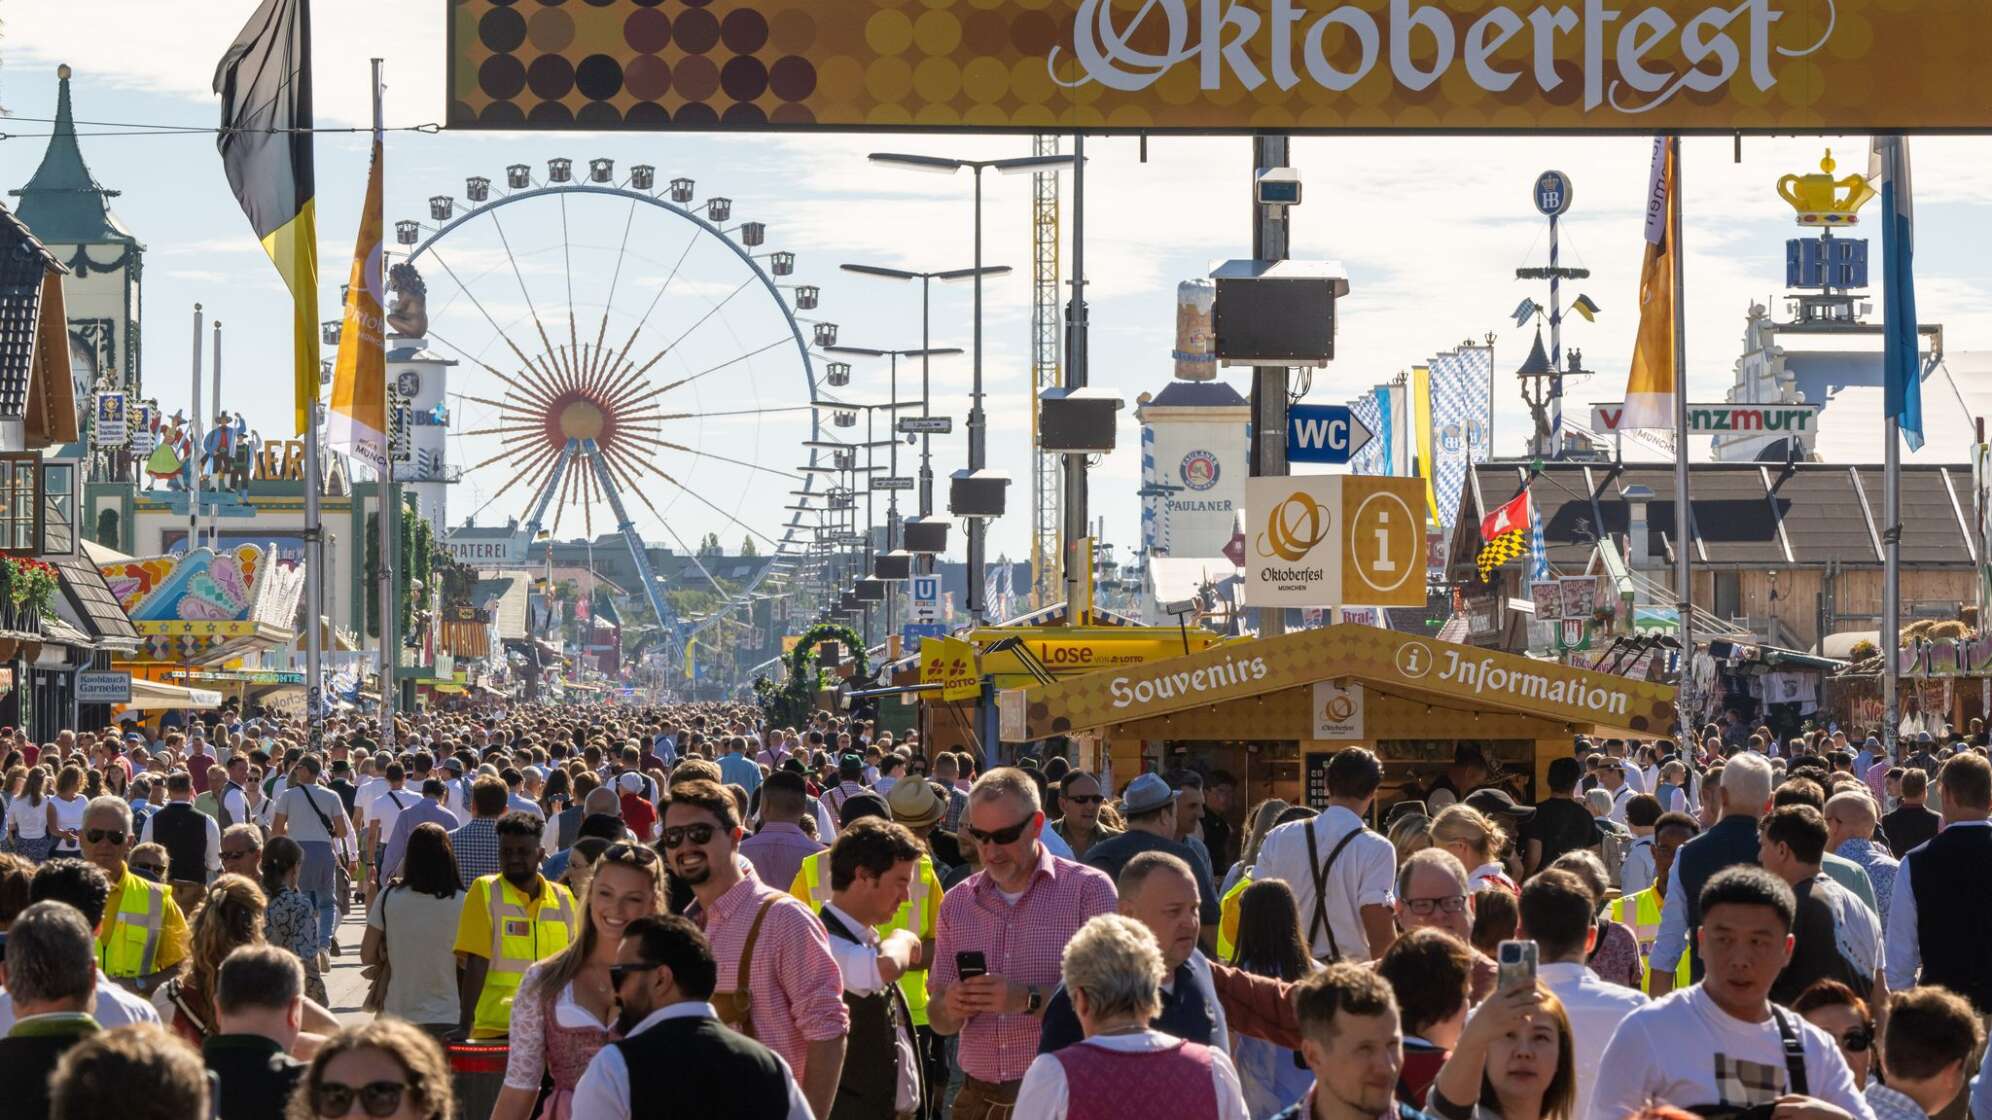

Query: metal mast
<box><xmin>1030</xmin><ymin>134</ymin><xmax>1062</xmax><ymax>610</ymax></box>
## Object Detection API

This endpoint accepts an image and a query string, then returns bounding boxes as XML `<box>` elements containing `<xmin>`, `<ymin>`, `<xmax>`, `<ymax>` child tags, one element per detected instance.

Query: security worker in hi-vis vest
<box><xmin>84</xmin><ymin>796</ymin><xmax>190</xmax><ymax>994</ymax></box>
<box><xmin>454</xmin><ymin>811</ymin><xmax>580</xmax><ymax>1037</ymax></box>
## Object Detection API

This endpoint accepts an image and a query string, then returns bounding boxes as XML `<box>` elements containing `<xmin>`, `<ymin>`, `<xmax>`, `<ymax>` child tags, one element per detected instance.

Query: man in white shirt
<box><xmin>819</xmin><ymin>817</ymin><xmax>924</xmax><ymax>1118</ymax></box>
<box><xmin>1594</xmin><ymin>866</ymin><xmax>1877</xmax><ymax>1119</ymax></box>
<box><xmin>1252</xmin><ymin>747</ymin><xmax>1397</xmax><ymax>961</ymax></box>
<box><xmin>572</xmin><ymin>914</ymin><xmax>813</xmax><ymax>1120</ymax></box>
<box><xmin>1599</xmin><ymin>759</ymin><xmax>1637</xmax><ymax>824</ymax></box>
<box><xmin>1518</xmin><ymin>867</ymin><xmax>1648</xmax><ymax>1118</ymax></box>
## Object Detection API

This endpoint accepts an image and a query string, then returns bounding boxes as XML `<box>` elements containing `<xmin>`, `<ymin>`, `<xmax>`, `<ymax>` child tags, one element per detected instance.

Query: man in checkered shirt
<box><xmin>928</xmin><ymin>767</ymin><xmax>1117</xmax><ymax>1119</ymax></box>
<box><xmin>664</xmin><ymin>778</ymin><xmax>849</xmax><ymax>1120</ymax></box>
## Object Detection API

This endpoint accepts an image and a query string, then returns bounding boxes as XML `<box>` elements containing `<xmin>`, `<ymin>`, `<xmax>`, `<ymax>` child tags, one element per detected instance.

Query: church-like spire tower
<box><xmin>12</xmin><ymin>64</ymin><xmax>134</xmax><ymax>247</ymax></box>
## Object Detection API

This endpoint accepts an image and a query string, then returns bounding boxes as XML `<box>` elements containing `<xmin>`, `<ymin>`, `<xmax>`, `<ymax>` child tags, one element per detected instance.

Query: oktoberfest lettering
<box><xmin>1110</xmin><ymin>653</ymin><xmax>1270</xmax><ymax>708</ymax></box>
<box><xmin>1436</xmin><ymin>648</ymin><xmax>1630</xmax><ymax>716</ymax></box>
<box><xmin>1053</xmin><ymin>0</ymin><xmax>1830</xmax><ymax>116</ymax></box>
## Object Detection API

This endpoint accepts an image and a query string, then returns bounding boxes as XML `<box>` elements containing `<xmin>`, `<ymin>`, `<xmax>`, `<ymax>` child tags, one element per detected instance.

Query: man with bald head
<box><xmin>1825</xmin><ymin>788</ymin><xmax>1898</xmax><ymax>917</ymax></box>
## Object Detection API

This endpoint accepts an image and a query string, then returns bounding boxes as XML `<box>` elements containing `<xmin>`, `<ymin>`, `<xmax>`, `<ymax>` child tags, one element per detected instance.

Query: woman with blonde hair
<box><xmin>168</xmin><ymin>873</ymin><xmax>268</xmax><ymax>1044</ymax></box>
<box><xmin>1432</xmin><ymin>805</ymin><xmax>1516</xmax><ymax>894</ymax></box>
<box><xmin>47</xmin><ymin>764</ymin><xmax>87</xmax><ymax>855</ymax></box>
<box><xmin>1220</xmin><ymin>798</ymin><xmax>1290</xmax><ymax>896</ymax></box>
<box><xmin>288</xmin><ymin>1018</ymin><xmax>457</xmax><ymax>1120</ymax></box>
<box><xmin>490</xmin><ymin>841</ymin><xmax>670</xmax><ymax>1120</ymax></box>
<box><xmin>1388</xmin><ymin>811</ymin><xmax>1435</xmax><ymax>867</ymax></box>
<box><xmin>1427</xmin><ymin>982</ymin><xmax>1578</xmax><ymax>1120</ymax></box>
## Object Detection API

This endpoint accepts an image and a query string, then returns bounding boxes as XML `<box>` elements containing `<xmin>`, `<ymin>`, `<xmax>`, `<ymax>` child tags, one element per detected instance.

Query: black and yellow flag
<box><xmin>214</xmin><ymin>0</ymin><xmax>319</xmax><ymax>435</ymax></box>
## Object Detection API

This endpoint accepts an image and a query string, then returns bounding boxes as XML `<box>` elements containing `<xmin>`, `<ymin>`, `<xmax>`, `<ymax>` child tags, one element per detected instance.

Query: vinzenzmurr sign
<box><xmin>449</xmin><ymin>0</ymin><xmax>1968</xmax><ymax>132</ymax></box>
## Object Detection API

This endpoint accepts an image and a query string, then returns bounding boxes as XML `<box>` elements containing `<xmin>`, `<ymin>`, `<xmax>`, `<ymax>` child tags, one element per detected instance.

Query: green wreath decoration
<box><xmin>754</xmin><ymin>622</ymin><xmax>869</xmax><ymax>726</ymax></box>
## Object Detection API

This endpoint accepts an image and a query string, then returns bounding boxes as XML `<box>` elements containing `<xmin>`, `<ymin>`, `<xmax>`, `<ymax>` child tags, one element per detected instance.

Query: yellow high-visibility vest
<box><xmin>1611</xmin><ymin>886</ymin><xmax>1689</xmax><ymax>994</ymax></box>
<box><xmin>1215</xmin><ymin>869</ymin><xmax>1254</xmax><ymax>964</ymax></box>
<box><xmin>98</xmin><ymin>868</ymin><xmax>175</xmax><ymax>980</ymax></box>
<box><xmin>790</xmin><ymin>849</ymin><xmax>939</xmax><ymax>1026</ymax></box>
<box><xmin>474</xmin><ymin>876</ymin><xmax>578</xmax><ymax>1038</ymax></box>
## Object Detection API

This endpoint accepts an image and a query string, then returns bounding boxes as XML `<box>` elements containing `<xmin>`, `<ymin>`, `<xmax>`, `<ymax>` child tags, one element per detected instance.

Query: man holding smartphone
<box><xmin>929</xmin><ymin>768</ymin><xmax>1117</xmax><ymax>1120</ymax></box>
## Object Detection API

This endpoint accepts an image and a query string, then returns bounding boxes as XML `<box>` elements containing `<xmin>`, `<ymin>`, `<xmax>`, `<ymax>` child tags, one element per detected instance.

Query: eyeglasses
<box><xmin>965</xmin><ymin>815</ymin><xmax>1034</xmax><ymax>846</ymax></box>
<box><xmin>602</xmin><ymin>842</ymin><xmax>660</xmax><ymax>866</ymax></box>
<box><xmin>130</xmin><ymin>862</ymin><xmax>167</xmax><ymax>880</ymax></box>
<box><xmin>658</xmin><ymin>824</ymin><xmax>717</xmax><ymax>850</ymax></box>
<box><xmin>84</xmin><ymin>829</ymin><xmax>126</xmax><ymax>846</ymax></box>
<box><xmin>607</xmin><ymin>961</ymin><xmax>663</xmax><ymax>988</ymax></box>
<box><xmin>313</xmin><ymin>1079</ymin><xmax>408</xmax><ymax>1118</ymax></box>
<box><xmin>1403</xmin><ymin>895</ymin><xmax>1469</xmax><ymax>916</ymax></box>
<box><xmin>1840</xmin><ymin>1025</ymin><xmax>1874</xmax><ymax>1053</ymax></box>
<box><xmin>1064</xmin><ymin>794</ymin><xmax>1104</xmax><ymax>805</ymax></box>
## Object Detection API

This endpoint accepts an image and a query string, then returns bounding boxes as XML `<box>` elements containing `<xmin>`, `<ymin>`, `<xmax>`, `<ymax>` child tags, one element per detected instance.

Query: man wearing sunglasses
<box><xmin>1050</xmin><ymin>772</ymin><xmax>1118</xmax><ymax>863</ymax></box>
<box><xmin>929</xmin><ymin>767</ymin><xmax>1118</xmax><ymax>1120</ymax></box>
<box><xmin>665</xmin><ymin>778</ymin><xmax>849</xmax><ymax>1120</ymax></box>
<box><xmin>81</xmin><ymin>796</ymin><xmax>189</xmax><ymax>996</ymax></box>
<box><xmin>570</xmin><ymin>913</ymin><xmax>813</xmax><ymax>1119</ymax></box>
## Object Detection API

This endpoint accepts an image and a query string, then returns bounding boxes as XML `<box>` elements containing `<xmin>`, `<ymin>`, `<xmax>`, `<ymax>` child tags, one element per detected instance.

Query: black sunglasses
<box><xmin>658</xmin><ymin>824</ymin><xmax>717</xmax><ymax>850</ymax></box>
<box><xmin>1841</xmin><ymin>1026</ymin><xmax>1874</xmax><ymax>1053</ymax></box>
<box><xmin>965</xmin><ymin>815</ymin><xmax>1034</xmax><ymax>846</ymax></box>
<box><xmin>313</xmin><ymin>1079</ymin><xmax>407</xmax><ymax>1118</ymax></box>
<box><xmin>221</xmin><ymin>847</ymin><xmax>259</xmax><ymax>861</ymax></box>
<box><xmin>1063</xmin><ymin>794</ymin><xmax>1104</xmax><ymax>805</ymax></box>
<box><xmin>602</xmin><ymin>842</ymin><xmax>660</xmax><ymax>866</ymax></box>
<box><xmin>608</xmin><ymin>961</ymin><xmax>664</xmax><ymax>988</ymax></box>
<box><xmin>84</xmin><ymin>829</ymin><xmax>126</xmax><ymax>846</ymax></box>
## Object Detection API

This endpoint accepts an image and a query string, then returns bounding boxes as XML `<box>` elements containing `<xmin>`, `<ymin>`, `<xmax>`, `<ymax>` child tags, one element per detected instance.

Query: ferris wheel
<box><xmin>394</xmin><ymin>157</ymin><xmax>835</xmax><ymax>670</ymax></box>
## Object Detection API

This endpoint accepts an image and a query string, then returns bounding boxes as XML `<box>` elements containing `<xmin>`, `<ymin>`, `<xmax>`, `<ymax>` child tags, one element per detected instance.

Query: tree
<box><xmin>740</xmin><ymin>536</ymin><xmax>758</xmax><ymax>557</ymax></box>
<box><xmin>698</xmin><ymin>532</ymin><xmax>723</xmax><ymax>557</ymax></box>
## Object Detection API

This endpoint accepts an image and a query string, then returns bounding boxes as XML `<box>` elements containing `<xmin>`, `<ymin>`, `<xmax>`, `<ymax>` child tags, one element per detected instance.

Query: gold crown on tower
<box><xmin>1777</xmin><ymin>149</ymin><xmax>1877</xmax><ymax>226</ymax></box>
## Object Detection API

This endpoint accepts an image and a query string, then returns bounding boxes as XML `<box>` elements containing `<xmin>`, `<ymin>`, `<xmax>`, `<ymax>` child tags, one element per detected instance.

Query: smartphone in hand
<box><xmin>955</xmin><ymin>950</ymin><xmax>988</xmax><ymax>981</ymax></box>
<box><xmin>1497</xmin><ymin>939</ymin><xmax>1538</xmax><ymax>993</ymax></box>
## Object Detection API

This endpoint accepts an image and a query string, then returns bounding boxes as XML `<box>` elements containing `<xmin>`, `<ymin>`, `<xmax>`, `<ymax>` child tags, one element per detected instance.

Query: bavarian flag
<box><xmin>1621</xmin><ymin>137</ymin><xmax>1677</xmax><ymax>431</ymax></box>
<box><xmin>1476</xmin><ymin>488</ymin><xmax>1531</xmax><ymax>582</ymax></box>
<box><xmin>215</xmin><ymin>0</ymin><xmax>319</xmax><ymax>436</ymax></box>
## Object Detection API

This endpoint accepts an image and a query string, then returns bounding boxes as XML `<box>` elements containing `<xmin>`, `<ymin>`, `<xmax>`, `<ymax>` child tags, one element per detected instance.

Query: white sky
<box><xmin>7</xmin><ymin>1</ymin><xmax>1992</xmax><ymax>572</ymax></box>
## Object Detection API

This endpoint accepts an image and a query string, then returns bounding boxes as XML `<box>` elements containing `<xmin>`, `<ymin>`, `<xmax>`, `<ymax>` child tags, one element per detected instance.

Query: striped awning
<box><xmin>439</xmin><ymin>619</ymin><xmax>490</xmax><ymax>659</ymax></box>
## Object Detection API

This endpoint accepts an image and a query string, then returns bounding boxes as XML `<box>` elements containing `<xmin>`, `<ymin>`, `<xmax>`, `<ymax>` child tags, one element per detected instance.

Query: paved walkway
<box><xmin>325</xmin><ymin>904</ymin><xmax>387</xmax><ymax>1026</ymax></box>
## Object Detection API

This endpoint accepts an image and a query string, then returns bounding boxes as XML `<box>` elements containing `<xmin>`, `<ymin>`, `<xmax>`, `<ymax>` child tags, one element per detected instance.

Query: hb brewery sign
<box><xmin>448</xmin><ymin>0</ymin><xmax>1983</xmax><ymax>133</ymax></box>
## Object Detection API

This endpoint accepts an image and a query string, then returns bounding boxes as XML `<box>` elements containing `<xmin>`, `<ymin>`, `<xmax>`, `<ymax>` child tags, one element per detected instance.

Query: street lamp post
<box><xmin>839</xmin><ymin>264</ymin><xmax>1005</xmax><ymax>541</ymax></box>
<box><xmin>869</xmin><ymin>152</ymin><xmax>1073</xmax><ymax>622</ymax></box>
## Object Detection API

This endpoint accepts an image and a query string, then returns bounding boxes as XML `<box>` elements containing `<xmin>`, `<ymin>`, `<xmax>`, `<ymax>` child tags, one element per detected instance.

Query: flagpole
<box><xmin>1885</xmin><ymin>411</ymin><xmax>1900</xmax><ymax>749</ymax></box>
<box><xmin>189</xmin><ymin>303</ymin><xmax>203</xmax><ymax>554</ymax></box>
<box><xmin>1670</xmin><ymin>135</ymin><xmax>1694</xmax><ymax>735</ymax></box>
<box><xmin>372</xmin><ymin>57</ymin><xmax>395</xmax><ymax>741</ymax></box>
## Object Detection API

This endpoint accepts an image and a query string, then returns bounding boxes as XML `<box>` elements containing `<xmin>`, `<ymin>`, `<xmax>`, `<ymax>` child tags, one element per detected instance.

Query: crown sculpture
<box><xmin>1777</xmin><ymin>149</ymin><xmax>1877</xmax><ymax>226</ymax></box>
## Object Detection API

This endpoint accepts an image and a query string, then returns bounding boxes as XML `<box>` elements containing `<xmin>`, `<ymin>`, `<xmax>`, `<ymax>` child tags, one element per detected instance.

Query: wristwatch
<box><xmin>1024</xmin><ymin>986</ymin><xmax>1044</xmax><ymax>1014</ymax></box>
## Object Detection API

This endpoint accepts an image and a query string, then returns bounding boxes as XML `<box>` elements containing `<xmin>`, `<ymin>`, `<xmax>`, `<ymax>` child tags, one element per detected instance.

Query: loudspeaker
<box><xmin>903</xmin><ymin>519</ymin><xmax>949</xmax><ymax>553</ymax></box>
<box><xmin>855</xmin><ymin>579</ymin><xmax>886</xmax><ymax>603</ymax></box>
<box><xmin>1211</xmin><ymin>259</ymin><xmax>1350</xmax><ymax>366</ymax></box>
<box><xmin>874</xmin><ymin>551</ymin><xmax>912</xmax><ymax>580</ymax></box>
<box><xmin>1038</xmin><ymin>387</ymin><xmax>1123</xmax><ymax>453</ymax></box>
<box><xmin>949</xmin><ymin>470</ymin><xmax>1009</xmax><ymax>518</ymax></box>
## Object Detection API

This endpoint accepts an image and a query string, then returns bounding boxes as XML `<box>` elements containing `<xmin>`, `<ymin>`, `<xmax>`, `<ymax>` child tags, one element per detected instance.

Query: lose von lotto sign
<box><xmin>447</xmin><ymin>0</ymin><xmax>1981</xmax><ymax>133</ymax></box>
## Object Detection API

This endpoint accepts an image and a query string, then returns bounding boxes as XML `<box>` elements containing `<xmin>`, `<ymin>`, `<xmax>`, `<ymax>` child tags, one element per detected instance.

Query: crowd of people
<box><xmin>0</xmin><ymin>701</ymin><xmax>1986</xmax><ymax>1119</ymax></box>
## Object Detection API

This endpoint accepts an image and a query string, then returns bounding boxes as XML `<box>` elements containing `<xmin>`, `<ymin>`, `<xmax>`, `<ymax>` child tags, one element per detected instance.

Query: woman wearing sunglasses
<box><xmin>491</xmin><ymin>841</ymin><xmax>668</xmax><ymax>1120</ymax></box>
<box><xmin>287</xmin><ymin>1018</ymin><xmax>455</xmax><ymax>1120</ymax></box>
<box><xmin>1792</xmin><ymin>979</ymin><xmax>1876</xmax><ymax>1089</ymax></box>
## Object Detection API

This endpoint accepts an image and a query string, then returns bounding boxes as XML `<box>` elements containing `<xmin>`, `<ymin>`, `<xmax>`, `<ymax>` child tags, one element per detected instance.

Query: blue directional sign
<box><xmin>1286</xmin><ymin>404</ymin><xmax>1375</xmax><ymax>465</ymax></box>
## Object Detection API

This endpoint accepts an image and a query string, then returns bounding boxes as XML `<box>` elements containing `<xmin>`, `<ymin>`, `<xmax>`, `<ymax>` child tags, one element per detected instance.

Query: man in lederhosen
<box><xmin>821</xmin><ymin>817</ymin><xmax>926</xmax><ymax>1120</ymax></box>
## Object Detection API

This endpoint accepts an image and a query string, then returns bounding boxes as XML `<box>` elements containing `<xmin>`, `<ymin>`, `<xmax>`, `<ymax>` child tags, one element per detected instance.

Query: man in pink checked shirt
<box><xmin>928</xmin><ymin>767</ymin><xmax>1118</xmax><ymax>1120</ymax></box>
<box><xmin>664</xmin><ymin>778</ymin><xmax>849</xmax><ymax>1120</ymax></box>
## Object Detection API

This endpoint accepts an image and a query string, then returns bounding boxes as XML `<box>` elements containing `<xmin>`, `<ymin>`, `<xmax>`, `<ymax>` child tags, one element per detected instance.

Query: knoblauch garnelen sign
<box><xmin>448</xmin><ymin>0</ymin><xmax>1972</xmax><ymax>132</ymax></box>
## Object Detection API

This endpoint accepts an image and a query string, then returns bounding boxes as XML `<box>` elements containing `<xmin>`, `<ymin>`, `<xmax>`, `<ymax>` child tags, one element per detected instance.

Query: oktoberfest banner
<box><xmin>447</xmin><ymin>0</ymin><xmax>1987</xmax><ymax>133</ymax></box>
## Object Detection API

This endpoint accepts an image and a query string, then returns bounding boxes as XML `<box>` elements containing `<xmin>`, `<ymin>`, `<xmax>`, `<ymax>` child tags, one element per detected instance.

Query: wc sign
<box><xmin>910</xmin><ymin>575</ymin><xmax>941</xmax><ymax>622</ymax></box>
<box><xmin>1286</xmin><ymin>404</ymin><xmax>1376</xmax><ymax>465</ymax></box>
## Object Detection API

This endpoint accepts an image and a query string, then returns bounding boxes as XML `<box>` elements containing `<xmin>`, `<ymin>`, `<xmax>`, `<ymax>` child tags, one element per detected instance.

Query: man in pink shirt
<box><xmin>665</xmin><ymin>778</ymin><xmax>848</xmax><ymax>1120</ymax></box>
<box><xmin>1866</xmin><ymin>743</ymin><xmax>1894</xmax><ymax>808</ymax></box>
<box><xmin>929</xmin><ymin>767</ymin><xmax>1118</xmax><ymax>1120</ymax></box>
<box><xmin>739</xmin><ymin>770</ymin><xmax>824</xmax><ymax>891</ymax></box>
